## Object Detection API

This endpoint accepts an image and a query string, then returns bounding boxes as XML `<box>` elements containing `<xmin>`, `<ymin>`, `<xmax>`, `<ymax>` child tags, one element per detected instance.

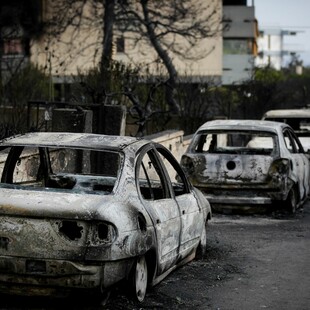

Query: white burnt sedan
<box><xmin>0</xmin><ymin>132</ymin><xmax>211</xmax><ymax>302</ymax></box>
<box><xmin>181</xmin><ymin>120</ymin><xmax>310</xmax><ymax>213</ymax></box>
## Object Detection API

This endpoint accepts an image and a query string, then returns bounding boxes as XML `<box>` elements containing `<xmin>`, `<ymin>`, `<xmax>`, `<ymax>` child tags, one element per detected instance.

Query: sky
<box><xmin>252</xmin><ymin>0</ymin><xmax>310</xmax><ymax>66</ymax></box>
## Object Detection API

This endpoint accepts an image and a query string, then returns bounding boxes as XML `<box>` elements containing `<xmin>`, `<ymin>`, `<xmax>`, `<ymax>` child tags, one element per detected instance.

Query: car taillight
<box><xmin>180</xmin><ymin>155</ymin><xmax>194</xmax><ymax>175</ymax></box>
<box><xmin>92</xmin><ymin>222</ymin><xmax>117</xmax><ymax>245</ymax></box>
<box><xmin>268</xmin><ymin>158</ymin><xmax>290</xmax><ymax>178</ymax></box>
<box><xmin>58</xmin><ymin>220</ymin><xmax>84</xmax><ymax>241</ymax></box>
<box><xmin>55</xmin><ymin>220</ymin><xmax>116</xmax><ymax>245</ymax></box>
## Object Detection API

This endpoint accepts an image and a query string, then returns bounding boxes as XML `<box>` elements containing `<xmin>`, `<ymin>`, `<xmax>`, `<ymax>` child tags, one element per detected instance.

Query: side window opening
<box><xmin>287</xmin><ymin>130</ymin><xmax>304</xmax><ymax>153</ymax></box>
<box><xmin>195</xmin><ymin>131</ymin><xmax>275</xmax><ymax>155</ymax></box>
<box><xmin>0</xmin><ymin>146</ymin><xmax>121</xmax><ymax>195</ymax></box>
<box><xmin>1</xmin><ymin>146</ymin><xmax>43</xmax><ymax>185</ymax></box>
<box><xmin>284</xmin><ymin>130</ymin><xmax>297</xmax><ymax>153</ymax></box>
<box><xmin>156</xmin><ymin>148</ymin><xmax>189</xmax><ymax>197</ymax></box>
<box><xmin>138</xmin><ymin>150</ymin><xmax>167</xmax><ymax>200</ymax></box>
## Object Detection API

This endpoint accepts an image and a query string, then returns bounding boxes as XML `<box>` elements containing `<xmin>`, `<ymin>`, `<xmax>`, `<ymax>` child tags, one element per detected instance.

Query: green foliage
<box><xmin>71</xmin><ymin>60</ymin><xmax>140</xmax><ymax>104</ymax></box>
<box><xmin>70</xmin><ymin>60</ymin><xmax>175</xmax><ymax>136</ymax></box>
<box><xmin>254</xmin><ymin>66</ymin><xmax>286</xmax><ymax>83</ymax></box>
<box><xmin>2</xmin><ymin>64</ymin><xmax>50</xmax><ymax>105</ymax></box>
<box><xmin>175</xmin><ymin>82</ymin><xmax>217</xmax><ymax>134</ymax></box>
<box><xmin>224</xmin><ymin>65</ymin><xmax>310</xmax><ymax>120</ymax></box>
<box><xmin>0</xmin><ymin>64</ymin><xmax>50</xmax><ymax>137</ymax></box>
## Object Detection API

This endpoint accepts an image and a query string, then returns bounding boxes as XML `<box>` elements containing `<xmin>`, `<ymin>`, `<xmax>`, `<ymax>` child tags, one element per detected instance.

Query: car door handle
<box><xmin>182</xmin><ymin>210</ymin><xmax>185</xmax><ymax>215</ymax></box>
<box><xmin>156</xmin><ymin>219</ymin><xmax>161</xmax><ymax>224</ymax></box>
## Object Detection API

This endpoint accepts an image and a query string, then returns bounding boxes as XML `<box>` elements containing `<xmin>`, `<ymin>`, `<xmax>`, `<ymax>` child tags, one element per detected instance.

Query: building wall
<box><xmin>30</xmin><ymin>0</ymin><xmax>103</xmax><ymax>77</ymax></box>
<box><xmin>222</xmin><ymin>4</ymin><xmax>257</xmax><ymax>85</ymax></box>
<box><xmin>28</xmin><ymin>0</ymin><xmax>222</xmax><ymax>83</ymax></box>
<box><xmin>114</xmin><ymin>0</ymin><xmax>223</xmax><ymax>81</ymax></box>
<box><xmin>222</xmin><ymin>55</ymin><xmax>254</xmax><ymax>85</ymax></box>
<box><xmin>223</xmin><ymin>6</ymin><xmax>256</xmax><ymax>38</ymax></box>
<box><xmin>256</xmin><ymin>29</ymin><xmax>299</xmax><ymax>70</ymax></box>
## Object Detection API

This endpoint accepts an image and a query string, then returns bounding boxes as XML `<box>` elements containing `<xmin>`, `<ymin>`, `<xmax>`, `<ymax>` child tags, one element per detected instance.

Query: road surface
<box><xmin>1</xmin><ymin>203</ymin><xmax>310</xmax><ymax>309</ymax></box>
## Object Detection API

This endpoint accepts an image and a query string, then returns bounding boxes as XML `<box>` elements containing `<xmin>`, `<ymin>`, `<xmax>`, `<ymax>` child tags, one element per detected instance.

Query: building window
<box><xmin>3</xmin><ymin>38</ymin><xmax>24</xmax><ymax>55</ymax></box>
<box><xmin>1</xmin><ymin>25</ymin><xmax>29</xmax><ymax>56</ymax></box>
<box><xmin>116</xmin><ymin>36</ymin><xmax>125</xmax><ymax>53</ymax></box>
<box><xmin>223</xmin><ymin>39</ymin><xmax>253</xmax><ymax>55</ymax></box>
<box><xmin>223</xmin><ymin>0</ymin><xmax>247</xmax><ymax>5</ymax></box>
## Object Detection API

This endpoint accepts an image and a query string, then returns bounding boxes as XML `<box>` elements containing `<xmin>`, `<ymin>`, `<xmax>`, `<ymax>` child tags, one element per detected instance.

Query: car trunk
<box><xmin>0</xmin><ymin>188</ymin><xmax>105</xmax><ymax>260</ymax></box>
<box><xmin>190</xmin><ymin>153</ymin><xmax>274</xmax><ymax>186</ymax></box>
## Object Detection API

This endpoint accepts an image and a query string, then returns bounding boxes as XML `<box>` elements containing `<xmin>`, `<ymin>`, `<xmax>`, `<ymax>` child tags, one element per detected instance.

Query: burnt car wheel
<box><xmin>99</xmin><ymin>290</ymin><xmax>111</xmax><ymax>306</ymax></box>
<box><xmin>131</xmin><ymin>255</ymin><xmax>148</xmax><ymax>302</ymax></box>
<box><xmin>286</xmin><ymin>188</ymin><xmax>297</xmax><ymax>214</ymax></box>
<box><xmin>196</xmin><ymin>221</ymin><xmax>208</xmax><ymax>259</ymax></box>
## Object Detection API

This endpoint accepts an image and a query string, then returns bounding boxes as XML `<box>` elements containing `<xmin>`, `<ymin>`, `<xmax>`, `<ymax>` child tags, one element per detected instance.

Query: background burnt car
<box><xmin>262</xmin><ymin>109</ymin><xmax>310</xmax><ymax>152</ymax></box>
<box><xmin>180</xmin><ymin>120</ymin><xmax>310</xmax><ymax>213</ymax></box>
<box><xmin>0</xmin><ymin>132</ymin><xmax>211</xmax><ymax>303</ymax></box>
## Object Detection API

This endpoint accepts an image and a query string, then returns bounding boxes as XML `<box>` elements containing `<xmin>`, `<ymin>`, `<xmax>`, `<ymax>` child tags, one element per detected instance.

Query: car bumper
<box><xmin>195</xmin><ymin>184</ymin><xmax>289</xmax><ymax>207</ymax></box>
<box><xmin>205</xmin><ymin>194</ymin><xmax>272</xmax><ymax>205</ymax></box>
<box><xmin>0</xmin><ymin>256</ymin><xmax>133</xmax><ymax>296</ymax></box>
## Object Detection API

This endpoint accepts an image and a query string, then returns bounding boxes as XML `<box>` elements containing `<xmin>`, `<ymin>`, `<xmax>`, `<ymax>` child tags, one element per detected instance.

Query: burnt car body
<box><xmin>0</xmin><ymin>132</ymin><xmax>211</xmax><ymax>302</ymax></box>
<box><xmin>181</xmin><ymin>120</ymin><xmax>310</xmax><ymax>213</ymax></box>
<box><xmin>262</xmin><ymin>109</ymin><xmax>310</xmax><ymax>152</ymax></box>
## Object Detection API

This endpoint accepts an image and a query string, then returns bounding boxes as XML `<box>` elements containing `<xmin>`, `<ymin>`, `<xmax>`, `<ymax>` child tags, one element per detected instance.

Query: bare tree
<box><xmin>40</xmin><ymin>1</ymin><xmax>222</xmax><ymax>107</ymax></box>
<box><xmin>116</xmin><ymin>0</ymin><xmax>222</xmax><ymax>113</ymax></box>
<box><xmin>0</xmin><ymin>1</ymin><xmax>222</xmax><ymax>136</ymax></box>
<box><xmin>102</xmin><ymin>0</ymin><xmax>115</xmax><ymax>62</ymax></box>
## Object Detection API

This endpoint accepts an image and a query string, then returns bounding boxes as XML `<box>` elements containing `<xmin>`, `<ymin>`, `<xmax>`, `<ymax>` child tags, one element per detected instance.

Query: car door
<box><xmin>283</xmin><ymin>128</ymin><xmax>310</xmax><ymax>200</ymax></box>
<box><xmin>136</xmin><ymin>146</ymin><xmax>182</xmax><ymax>275</ymax></box>
<box><xmin>154</xmin><ymin>146</ymin><xmax>204</xmax><ymax>261</ymax></box>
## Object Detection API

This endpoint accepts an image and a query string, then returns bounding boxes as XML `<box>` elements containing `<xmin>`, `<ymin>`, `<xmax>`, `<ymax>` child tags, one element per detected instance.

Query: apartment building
<box><xmin>112</xmin><ymin>2</ymin><xmax>223</xmax><ymax>84</ymax></box>
<box><xmin>222</xmin><ymin>0</ymin><xmax>258</xmax><ymax>85</ymax></box>
<box><xmin>1</xmin><ymin>1</ymin><xmax>223</xmax><ymax>92</ymax></box>
<box><xmin>0</xmin><ymin>0</ymin><xmax>262</xmax><ymax>92</ymax></box>
<box><xmin>256</xmin><ymin>28</ymin><xmax>301</xmax><ymax>70</ymax></box>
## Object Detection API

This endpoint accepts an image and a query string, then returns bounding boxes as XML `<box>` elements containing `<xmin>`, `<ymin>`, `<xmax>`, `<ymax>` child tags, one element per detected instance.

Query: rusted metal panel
<box><xmin>189</xmin><ymin>154</ymin><xmax>275</xmax><ymax>184</ymax></box>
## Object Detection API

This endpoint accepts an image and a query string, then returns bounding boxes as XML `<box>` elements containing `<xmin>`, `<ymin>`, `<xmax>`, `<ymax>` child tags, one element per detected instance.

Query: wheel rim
<box><xmin>134</xmin><ymin>256</ymin><xmax>148</xmax><ymax>302</ymax></box>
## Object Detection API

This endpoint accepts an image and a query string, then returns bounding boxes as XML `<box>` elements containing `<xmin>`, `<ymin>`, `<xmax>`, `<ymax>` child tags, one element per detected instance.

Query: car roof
<box><xmin>0</xmin><ymin>132</ymin><xmax>148</xmax><ymax>151</ymax></box>
<box><xmin>263</xmin><ymin>109</ymin><xmax>310</xmax><ymax>119</ymax></box>
<box><xmin>196</xmin><ymin>119</ymin><xmax>289</xmax><ymax>133</ymax></box>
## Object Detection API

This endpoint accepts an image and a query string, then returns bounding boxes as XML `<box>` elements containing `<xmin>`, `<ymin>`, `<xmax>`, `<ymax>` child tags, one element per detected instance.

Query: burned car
<box><xmin>0</xmin><ymin>132</ymin><xmax>211</xmax><ymax>302</ymax></box>
<box><xmin>262</xmin><ymin>109</ymin><xmax>310</xmax><ymax>152</ymax></box>
<box><xmin>181</xmin><ymin>120</ymin><xmax>310</xmax><ymax>213</ymax></box>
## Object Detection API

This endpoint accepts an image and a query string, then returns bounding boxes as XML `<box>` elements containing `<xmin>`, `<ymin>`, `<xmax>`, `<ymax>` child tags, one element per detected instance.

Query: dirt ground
<box><xmin>1</xmin><ymin>203</ymin><xmax>310</xmax><ymax>310</ymax></box>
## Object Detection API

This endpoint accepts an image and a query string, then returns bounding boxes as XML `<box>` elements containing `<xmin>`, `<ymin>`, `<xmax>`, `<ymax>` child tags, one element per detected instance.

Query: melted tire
<box><xmin>286</xmin><ymin>189</ymin><xmax>297</xmax><ymax>214</ymax></box>
<box><xmin>196</xmin><ymin>221</ymin><xmax>208</xmax><ymax>259</ymax></box>
<box><xmin>130</xmin><ymin>255</ymin><xmax>148</xmax><ymax>302</ymax></box>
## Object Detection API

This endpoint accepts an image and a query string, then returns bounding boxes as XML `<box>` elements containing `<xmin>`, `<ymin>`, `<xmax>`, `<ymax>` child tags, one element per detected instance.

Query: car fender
<box><xmin>85</xmin><ymin>200</ymin><xmax>156</xmax><ymax>261</ymax></box>
<box><xmin>191</xmin><ymin>187</ymin><xmax>212</xmax><ymax>221</ymax></box>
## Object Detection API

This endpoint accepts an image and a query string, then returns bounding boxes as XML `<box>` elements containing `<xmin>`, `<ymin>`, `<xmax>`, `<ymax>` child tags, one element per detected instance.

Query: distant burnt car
<box><xmin>0</xmin><ymin>132</ymin><xmax>211</xmax><ymax>303</ymax></box>
<box><xmin>262</xmin><ymin>109</ymin><xmax>310</xmax><ymax>152</ymax></box>
<box><xmin>181</xmin><ymin>120</ymin><xmax>310</xmax><ymax>213</ymax></box>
